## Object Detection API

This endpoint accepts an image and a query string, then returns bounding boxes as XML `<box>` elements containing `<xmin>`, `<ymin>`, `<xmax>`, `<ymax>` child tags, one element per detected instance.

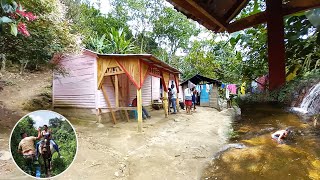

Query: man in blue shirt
<box><xmin>171</xmin><ymin>84</ymin><xmax>177</xmax><ymax>114</ymax></box>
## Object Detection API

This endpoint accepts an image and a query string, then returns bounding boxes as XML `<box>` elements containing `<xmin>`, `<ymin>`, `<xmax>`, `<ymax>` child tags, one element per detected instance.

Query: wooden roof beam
<box><xmin>171</xmin><ymin>0</ymin><xmax>228</xmax><ymax>31</ymax></box>
<box><xmin>218</xmin><ymin>0</ymin><xmax>250</xmax><ymax>32</ymax></box>
<box><xmin>227</xmin><ymin>0</ymin><xmax>320</xmax><ymax>33</ymax></box>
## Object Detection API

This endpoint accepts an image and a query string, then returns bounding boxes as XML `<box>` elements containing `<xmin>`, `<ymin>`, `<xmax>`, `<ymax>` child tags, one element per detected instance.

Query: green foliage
<box><xmin>87</xmin><ymin>34</ymin><xmax>107</xmax><ymax>54</ymax></box>
<box><xmin>0</xmin><ymin>0</ymin><xmax>20</xmax><ymax>36</ymax></box>
<box><xmin>237</xmin><ymin>69</ymin><xmax>320</xmax><ymax>106</ymax></box>
<box><xmin>285</xmin><ymin>15</ymin><xmax>320</xmax><ymax>74</ymax></box>
<box><xmin>228</xmin><ymin>129</ymin><xmax>240</xmax><ymax>140</ymax></box>
<box><xmin>10</xmin><ymin>115</ymin><xmax>77</xmax><ymax>177</ymax></box>
<box><xmin>0</xmin><ymin>0</ymin><xmax>79</xmax><ymax>73</ymax></box>
<box><xmin>180</xmin><ymin>35</ymin><xmax>242</xmax><ymax>83</ymax></box>
<box><xmin>153</xmin><ymin>7</ymin><xmax>200</xmax><ymax>60</ymax></box>
<box><xmin>87</xmin><ymin>28</ymin><xmax>136</xmax><ymax>54</ymax></box>
<box><xmin>106</xmin><ymin>27</ymin><xmax>135</xmax><ymax>54</ymax></box>
<box><xmin>227</xmin><ymin>24</ymin><xmax>269</xmax><ymax>83</ymax></box>
<box><xmin>63</xmin><ymin>1</ymin><xmax>132</xmax><ymax>48</ymax></box>
<box><xmin>49</xmin><ymin>117</ymin><xmax>77</xmax><ymax>175</ymax></box>
<box><xmin>226</xmin><ymin>5</ymin><xmax>320</xmax><ymax>86</ymax></box>
<box><xmin>10</xmin><ymin>116</ymin><xmax>37</xmax><ymax>175</ymax></box>
<box><xmin>274</xmin><ymin>69</ymin><xmax>320</xmax><ymax>104</ymax></box>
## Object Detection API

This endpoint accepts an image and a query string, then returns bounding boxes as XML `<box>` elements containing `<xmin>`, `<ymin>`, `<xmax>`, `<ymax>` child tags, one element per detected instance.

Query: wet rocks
<box><xmin>212</xmin><ymin>143</ymin><xmax>246</xmax><ymax>159</ymax></box>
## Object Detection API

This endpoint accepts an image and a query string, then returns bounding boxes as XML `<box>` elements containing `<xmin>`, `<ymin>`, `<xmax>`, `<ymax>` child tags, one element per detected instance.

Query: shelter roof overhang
<box><xmin>96</xmin><ymin>53</ymin><xmax>181</xmax><ymax>75</ymax></box>
<box><xmin>167</xmin><ymin>0</ymin><xmax>320</xmax><ymax>33</ymax></box>
<box><xmin>180</xmin><ymin>74</ymin><xmax>221</xmax><ymax>86</ymax></box>
<box><xmin>83</xmin><ymin>49</ymin><xmax>180</xmax><ymax>75</ymax></box>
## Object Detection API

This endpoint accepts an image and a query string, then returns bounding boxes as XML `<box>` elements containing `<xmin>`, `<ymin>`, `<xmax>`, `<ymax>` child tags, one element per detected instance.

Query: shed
<box><xmin>180</xmin><ymin>74</ymin><xmax>221</xmax><ymax>109</ymax></box>
<box><xmin>53</xmin><ymin>50</ymin><xmax>180</xmax><ymax>132</ymax></box>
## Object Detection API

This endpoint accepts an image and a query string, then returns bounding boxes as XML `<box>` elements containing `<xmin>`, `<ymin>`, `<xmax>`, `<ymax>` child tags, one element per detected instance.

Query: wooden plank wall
<box><xmin>53</xmin><ymin>54</ymin><xmax>96</xmax><ymax>108</ymax></box>
<box><xmin>152</xmin><ymin>76</ymin><xmax>161</xmax><ymax>100</ymax></box>
<box><xmin>141</xmin><ymin>75</ymin><xmax>152</xmax><ymax>106</ymax></box>
<box><xmin>129</xmin><ymin>75</ymin><xmax>155</xmax><ymax>106</ymax></box>
<box><xmin>98</xmin><ymin>76</ymin><xmax>116</xmax><ymax>108</ymax></box>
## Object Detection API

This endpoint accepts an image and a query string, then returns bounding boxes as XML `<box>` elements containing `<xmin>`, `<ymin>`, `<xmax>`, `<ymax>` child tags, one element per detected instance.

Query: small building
<box><xmin>180</xmin><ymin>74</ymin><xmax>221</xmax><ymax>110</ymax></box>
<box><xmin>53</xmin><ymin>50</ymin><xmax>180</xmax><ymax>131</ymax></box>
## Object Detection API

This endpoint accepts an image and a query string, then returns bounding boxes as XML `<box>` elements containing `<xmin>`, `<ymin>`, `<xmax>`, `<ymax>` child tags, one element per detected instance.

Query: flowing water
<box><xmin>202</xmin><ymin>104</ymin><xmax>320</xmax><ymax>180</ymax></box>
<box><xmin>292</xmin><ymin>82</ymin><xmax>320</xmax><ymax>115</ymax></box>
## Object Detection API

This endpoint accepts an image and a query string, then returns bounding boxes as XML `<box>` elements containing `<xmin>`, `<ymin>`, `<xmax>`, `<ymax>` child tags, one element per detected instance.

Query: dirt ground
<box><xmin>0</xmin><ymin>72</ymin><xmax>234</xmax><ymax>180</ymax></box>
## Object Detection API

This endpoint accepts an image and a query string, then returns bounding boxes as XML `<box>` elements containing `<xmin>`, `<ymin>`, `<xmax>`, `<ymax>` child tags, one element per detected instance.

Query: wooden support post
<box><xmin>137</xmin><ymin>88</ymin><xmax>143</xmax><ymax>132</ymax></box>
<box><xmin>266</xmin><ymin>0</ymin><xmax>286</xmax><ymax>90</ymax></box>
<box><xmin>176</xmin><ymin>92</ymin><xmax>180</xmax><ymax>112</ymax></box>
<box><xmin>96</xmin><ymin>108</ymin><xmax>102</xmax><ymax>123</ymax></box>
<box><xmin>163</xmin><ymin>89</ymin><xmax>168</xmax><ymax>118</ymax></box>
<box><xmin>101</xmin><ymin>86</ymin><xmax>117</xmax><ymax>124</ymax></box>
<box><xmin>115</xmin><ymin>75</ymin><xmax>119</xmax><ymax>107</ymax></box>
<box><xmin>110</xmin><ymin>76</ymin><xmax>130</xmax><ymax>122</ymax></box>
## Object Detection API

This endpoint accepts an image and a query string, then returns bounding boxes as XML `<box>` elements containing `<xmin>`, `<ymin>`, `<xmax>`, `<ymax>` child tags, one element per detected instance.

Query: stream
<box><xmin>202</xmin><ymin>104</ymin><xmax>320</xmax><ymax>180</ymax></box>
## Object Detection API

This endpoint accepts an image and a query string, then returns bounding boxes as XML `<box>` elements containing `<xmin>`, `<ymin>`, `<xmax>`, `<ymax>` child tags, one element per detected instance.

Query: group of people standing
<box><xmin>168</xmin><ymin>83</ymin><xmax>198</xmax><ymax>115</ymax></box>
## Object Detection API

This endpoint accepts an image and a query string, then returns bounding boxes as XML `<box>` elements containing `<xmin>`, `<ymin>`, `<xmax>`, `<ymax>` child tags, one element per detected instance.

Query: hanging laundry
<box><xmin>240</xmin><ymin>82</ymin><xmax>246</xmax><ymax>95</ymax></box>
<box><xmin>226</xmin><ymin>87</ymin><xmax>230</xmax><ymax>99</ymax></box>
<box><xmin>188</xmin><ymin>81</ymin><xmax>196</xmax><ymax>89</ymax></box>
<box><xmin>227</xmin><ymin>84</ymin><xmax>237</xmax><ymax>94</ymax></box>
<box><xmin>286</xmin><ymin>65</ymin><xmax>300</xmax><ymax>82</ymax></box>
<box><xmin>196</xmin><ymin>85</ymin><xmax>201</xmax><ymax>92</ymax></box>
<box><xmin>251</xmin><ymin>81</ymin><xmax>258</xmax><ymax>93</ymax></box>
<box><xmin>206</xmin><ymin>84</ymin><xmax>210</xmax><ymax>92</ymax></box>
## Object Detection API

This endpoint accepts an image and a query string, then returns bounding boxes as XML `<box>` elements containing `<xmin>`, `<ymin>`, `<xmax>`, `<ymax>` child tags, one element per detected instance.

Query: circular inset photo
<box><xmin>9</xmin><ymin>110</ymin><xmax>77</xmax><ymax>178</ymax></box>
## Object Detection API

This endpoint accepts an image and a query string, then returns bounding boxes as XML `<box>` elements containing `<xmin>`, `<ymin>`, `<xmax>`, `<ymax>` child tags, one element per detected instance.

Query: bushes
<box><xmin>236</xmin><ymin>69</ymin><xmax>320</xmax><ymax>107</ymax></box>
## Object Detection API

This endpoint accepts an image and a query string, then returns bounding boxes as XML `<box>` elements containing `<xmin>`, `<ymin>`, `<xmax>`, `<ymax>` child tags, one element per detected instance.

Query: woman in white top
<box><xmin>184</xmin><ymin>87</ymin><xmax>193</xmax><ymax>114</ymax></box>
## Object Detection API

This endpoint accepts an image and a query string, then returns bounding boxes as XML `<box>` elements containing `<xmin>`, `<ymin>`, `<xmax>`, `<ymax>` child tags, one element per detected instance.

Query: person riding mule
<box><xmin>18</xmin><ymin>128</ymin><xmax>41</xmax><ymax>175</ymax></box>
<box><xmin>36</xmin><ymin>125</ymin><xmax>61</xmax><ymax>158</ymax></box>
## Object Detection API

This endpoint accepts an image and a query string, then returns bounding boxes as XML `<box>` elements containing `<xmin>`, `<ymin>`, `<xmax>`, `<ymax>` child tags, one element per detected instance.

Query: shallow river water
<box><xmin>202</xmin><ymin>104</ymin><xmax>320</xmax><ymax>180</ymax></box>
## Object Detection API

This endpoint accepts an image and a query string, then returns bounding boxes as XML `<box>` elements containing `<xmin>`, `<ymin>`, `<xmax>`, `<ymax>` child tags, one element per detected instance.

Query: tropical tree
<box><xmin>106</xmin><ymin>27</ymin><xmax>135</xmax><ymax>54</ymax></box>
<box><xmin>110</xmin><ymin>0</ymin><xmax>164</xmax><ymax>53</ymax></box>
<box><xmin>153</xmin><ymin>7</ymin><xmax>200</xmax><ymax>61</ymax></box>
<box><xmin>0</xmin><ymin>0</ymin><xmax>79</xmax><ymax>73</ymax></box>
<box><xmin>87</xmin><ymin>34</ymin><xmax>107</xmax><ymax>53</ymax></box>
<box><xmin>180</xmin><ymin>35</ymin><xmax>242</xmax><ymax>83</ymax></box>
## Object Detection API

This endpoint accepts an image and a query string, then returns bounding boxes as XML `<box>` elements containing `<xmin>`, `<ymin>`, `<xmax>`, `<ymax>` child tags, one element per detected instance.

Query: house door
<box><xmin>200</xmin><ymin>84</ymin><xmax>209</xmax><ymax>106</ymax></box>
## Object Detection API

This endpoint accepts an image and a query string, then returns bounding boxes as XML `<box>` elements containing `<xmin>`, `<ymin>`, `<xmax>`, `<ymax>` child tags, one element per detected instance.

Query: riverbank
<box><xmin>1</xmin><ymin>107</ymin><xmax>234</xmax><ymax>179</ymax></box>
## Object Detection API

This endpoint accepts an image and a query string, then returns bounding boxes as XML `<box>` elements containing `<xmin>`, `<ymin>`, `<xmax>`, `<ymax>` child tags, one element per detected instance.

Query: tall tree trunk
<box><xmin>140</xmin><ymin>36</ymin><xmax>144</xmax><ymax>54</ymax></box>
<box><xmin>140</xmin><ymin>30</ymin><xmax>145</xmax><ymax>54</ymax></box>
<box><xmin>0</xmin><ymin>54</ymin><xmax>6</xmax><ymax>72</ymax></box>
<box><xmin>20</xmin><ymin>60</ymin><xmax>29</xmax><ymax>75</ymax></box>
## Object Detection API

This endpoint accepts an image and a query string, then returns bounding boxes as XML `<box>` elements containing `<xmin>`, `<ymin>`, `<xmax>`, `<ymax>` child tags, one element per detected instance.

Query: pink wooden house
<box><xmin>52</xmin><ymin>50</ymin><xmax>180</xmax><ymax>130</ymax></box>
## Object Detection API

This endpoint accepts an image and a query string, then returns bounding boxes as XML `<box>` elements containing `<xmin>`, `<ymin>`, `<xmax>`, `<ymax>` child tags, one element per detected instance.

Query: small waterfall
<box><xmin>292</xmin><ymin>82</ymin><xmax>320</xmax><ymax>115</ymax></box>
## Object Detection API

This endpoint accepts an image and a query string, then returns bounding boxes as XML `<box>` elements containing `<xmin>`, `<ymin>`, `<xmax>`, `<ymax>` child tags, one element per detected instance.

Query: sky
<box><xmin>91</xmin><ymin>0</ymin><xmax>111</xmax><ymax>14</ymax></box>
<box><xmin>28</xmin><ymin>110</ymin><xmax>66</xmax><ymax>129</ymax></box>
